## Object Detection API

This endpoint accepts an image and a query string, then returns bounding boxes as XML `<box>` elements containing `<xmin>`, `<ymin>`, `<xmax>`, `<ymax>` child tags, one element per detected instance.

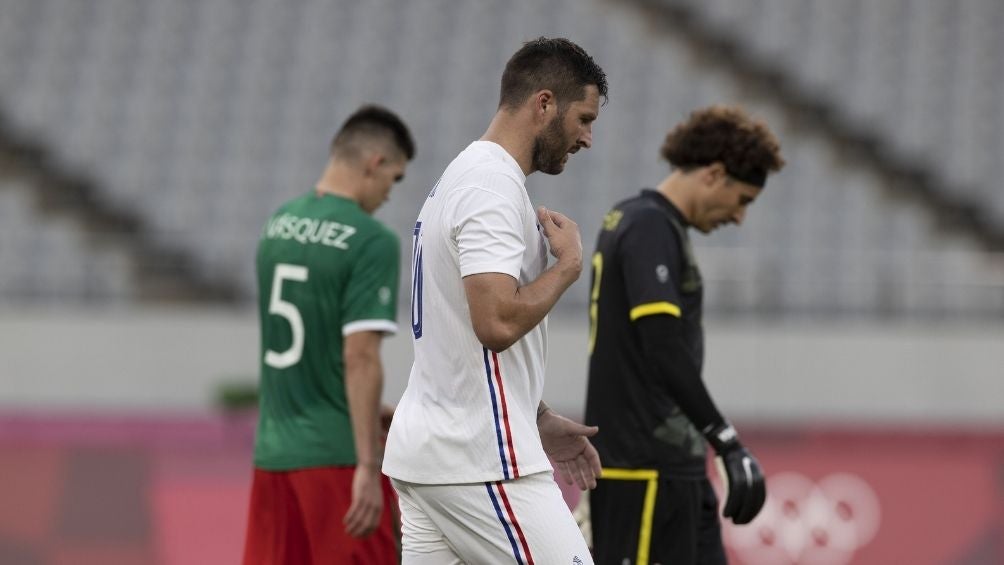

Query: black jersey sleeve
<box><xmin>617</xmin><ymin>209</ymin><xmax>684</xmax><ymax>320</ymax></box>
<box><xmin>635</xmin><ymin>314</ymin><xmax>726</xmax><ymax>433</ymax></box>
<box><xmin>618</xmin><ymin>208</ymin><xmax>726</xmax><ymax>433</ymax></box>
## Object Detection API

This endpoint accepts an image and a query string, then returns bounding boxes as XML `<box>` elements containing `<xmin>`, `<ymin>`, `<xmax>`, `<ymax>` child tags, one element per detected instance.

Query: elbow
<box><xmin>472</xmin><ymin>320</ymin><xmax>519</xmax><ymax>353</ymax></box>
<box><xmin>482</xmin><ymin>337</ymin><xmax>516</xmax><ymax>353</ymax></box>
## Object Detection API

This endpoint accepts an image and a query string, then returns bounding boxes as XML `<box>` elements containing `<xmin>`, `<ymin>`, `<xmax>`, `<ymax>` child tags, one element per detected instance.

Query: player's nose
<box><xmin>731</xmin><ymin>208</ymin><xmax>746</xmax><ymax>225</ymax></box>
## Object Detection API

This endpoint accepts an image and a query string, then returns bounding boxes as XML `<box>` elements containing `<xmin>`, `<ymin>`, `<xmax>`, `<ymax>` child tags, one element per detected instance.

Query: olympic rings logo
<box><xmin>722</xmin><ymin>472</ymin><xmax>881</xmax><ymax>565</ymax></box>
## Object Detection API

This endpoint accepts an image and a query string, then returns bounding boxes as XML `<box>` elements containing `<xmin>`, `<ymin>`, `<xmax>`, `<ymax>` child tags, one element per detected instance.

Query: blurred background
<box><xmin>1</xmin><ymin>0</ymin><xmax>1003</xmax><ymax>563</ymax></box>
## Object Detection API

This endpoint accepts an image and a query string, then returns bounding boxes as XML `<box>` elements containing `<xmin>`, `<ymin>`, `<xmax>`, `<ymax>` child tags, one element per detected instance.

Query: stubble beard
<box><xmin>531</xmin><ymin>115</ymin><xmax>570</xmax><ymax>175</ymax></box>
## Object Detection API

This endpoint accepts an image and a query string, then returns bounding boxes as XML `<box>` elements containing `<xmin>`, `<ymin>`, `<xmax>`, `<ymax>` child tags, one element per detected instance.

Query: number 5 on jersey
<box><xmin>264</xmin><ymin>263</ymin><xmax>308</xmax><ymax>369</ymax></box>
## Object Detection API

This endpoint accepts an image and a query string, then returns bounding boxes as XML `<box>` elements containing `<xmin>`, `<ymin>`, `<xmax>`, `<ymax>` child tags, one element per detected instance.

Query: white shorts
<box><xmin>392</xmin><ymin>471</ymin><xmax>593</xmax><ymax>565</ymax></box>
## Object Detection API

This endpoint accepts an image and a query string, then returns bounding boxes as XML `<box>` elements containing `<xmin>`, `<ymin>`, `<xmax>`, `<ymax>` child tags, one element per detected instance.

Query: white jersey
<box><xmin>383</xmin><ymin>141</ymin><xmax>551</xmax><ymax>484</ymax></box>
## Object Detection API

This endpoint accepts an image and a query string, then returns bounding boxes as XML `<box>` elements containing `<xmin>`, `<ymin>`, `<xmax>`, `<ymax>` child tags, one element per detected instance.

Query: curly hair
<box><xmin>498</xmin><ymin>37</ymin><xmax>608</xmax><ymax>110</ymax></box>
<box><xmin>660</xmin><ymin>105</ymin><xmax>784</xmax><ymax>185</ymax></box>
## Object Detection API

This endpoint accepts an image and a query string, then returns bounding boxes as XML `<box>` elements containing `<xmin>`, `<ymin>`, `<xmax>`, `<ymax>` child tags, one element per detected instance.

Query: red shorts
<box><xmin>242</xmin><ymin>466</ymin><xmax>398</xmax><ymax>565</ymax></box>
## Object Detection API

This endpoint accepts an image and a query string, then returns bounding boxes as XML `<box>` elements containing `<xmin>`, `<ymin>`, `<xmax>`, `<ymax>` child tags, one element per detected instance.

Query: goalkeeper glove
<box><xmin>704</xmin><ymin>422</ymin><xmax>766</xmax><ymax>525</ymax></box>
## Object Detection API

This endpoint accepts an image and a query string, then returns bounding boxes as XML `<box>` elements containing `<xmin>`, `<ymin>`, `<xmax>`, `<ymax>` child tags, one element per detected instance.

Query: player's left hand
<box><xmin>537</xmin><ymin>408</ymin><xmax>602</xmax><ymax>490</ymax></box>
<box><xmin>705</xmin><ymin>423</ymin><xmax>766</xmax><ymax>525</ymax></box>
<box><xmin>344</xmin><ymin>464</ymin><xmax>383</xmax><ymax>537</ymax></box>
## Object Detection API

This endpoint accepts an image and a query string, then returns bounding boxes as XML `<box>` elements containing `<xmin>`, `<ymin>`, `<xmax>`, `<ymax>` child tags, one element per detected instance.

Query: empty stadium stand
<box><xmin>0</xmin><ymin>0</ymin><xmax>1001</xmax><ymax>317</ymax></box>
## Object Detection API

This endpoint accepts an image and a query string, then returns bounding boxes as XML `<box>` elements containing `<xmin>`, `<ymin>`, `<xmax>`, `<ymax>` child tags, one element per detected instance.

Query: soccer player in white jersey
<box><xmin>383</xmin><ymin>37</ymin><xmax>608</xmax><ymax>564</ymax></box>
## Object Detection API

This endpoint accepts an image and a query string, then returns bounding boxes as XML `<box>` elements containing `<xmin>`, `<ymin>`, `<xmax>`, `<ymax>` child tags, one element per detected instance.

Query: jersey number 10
<box><xmin>588</xmin><ymin>252</ymin><xmax>603</xmax><ymax>355</ymax></box>
<box><xmin>411</xmin><ymin>221</ymin><xmax>424</xmax><ymax>340</ymax></box>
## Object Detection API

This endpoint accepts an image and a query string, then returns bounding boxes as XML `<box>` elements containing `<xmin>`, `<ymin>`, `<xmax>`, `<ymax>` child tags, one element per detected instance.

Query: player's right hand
<box><xmin>344</xmin><ymin>465</ymin><xmax>383</xmax><ymax>537</ymax></box>
<box><xmin>538</xmin><ymin>206</ymin><xmax>582</xmax><ymax>274</ymax></box>
<box><xmin>705</xmin><ymin>423</ymin><xmax>766</xmax><ymax>525</ymax></box>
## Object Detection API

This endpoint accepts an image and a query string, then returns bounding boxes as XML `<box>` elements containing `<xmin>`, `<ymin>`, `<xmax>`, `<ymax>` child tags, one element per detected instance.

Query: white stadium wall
<box><xmin>1</xmin><ymin>307</ymin><xmax>1002</xmax><ymax>427</ymax></box>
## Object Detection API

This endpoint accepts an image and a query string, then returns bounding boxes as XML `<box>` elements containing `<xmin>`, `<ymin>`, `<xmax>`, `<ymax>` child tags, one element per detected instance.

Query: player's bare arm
<box><xmin>343</xmin><ymin>330</ymin><xmax>386</xmax><ymax>537</ymax></box>
<box><xmin>463</xmin><ymin>206</ymin><xmax>582</xmax><ymax>352</ymax></box>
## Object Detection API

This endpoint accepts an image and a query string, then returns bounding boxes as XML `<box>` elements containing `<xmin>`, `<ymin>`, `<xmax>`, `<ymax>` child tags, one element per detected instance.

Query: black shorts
<box><xmin>590</xmin><ymin>470</ymin><xmax>725</xmax><ymax>565</ymax></box>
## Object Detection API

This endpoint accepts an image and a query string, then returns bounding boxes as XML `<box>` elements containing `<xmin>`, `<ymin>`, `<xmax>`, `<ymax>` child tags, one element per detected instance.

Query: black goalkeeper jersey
<box><xmin>585</xmin><ymin>189</ymin><xmax>708</xmax><ymax>478</ymax></box>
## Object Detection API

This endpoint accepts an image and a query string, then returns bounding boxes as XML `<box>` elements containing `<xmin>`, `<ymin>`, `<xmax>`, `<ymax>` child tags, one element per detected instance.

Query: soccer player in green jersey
<box><xmin>242</xmin><ymin>105</ymin><xmax>415</xmax><ymax>565</ymax></box>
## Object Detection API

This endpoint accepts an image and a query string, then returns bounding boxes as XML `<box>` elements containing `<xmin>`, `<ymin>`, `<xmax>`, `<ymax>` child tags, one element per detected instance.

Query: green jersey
<box><xmin>253</xmin><ymin>192</ymin><xmax>400</xmax><ymax>470</ymax></box>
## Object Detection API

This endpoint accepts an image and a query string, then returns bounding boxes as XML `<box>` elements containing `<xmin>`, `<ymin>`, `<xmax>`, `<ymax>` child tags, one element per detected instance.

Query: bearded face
<box><xmin>529</xmin><ymin>86</ymin><xmax>599</xmax><ymax>175</ymax></box>
<box><xmin>531</xmin><ymin>111</ymin><xmax>574</xmax><ymax>175</ymax></box>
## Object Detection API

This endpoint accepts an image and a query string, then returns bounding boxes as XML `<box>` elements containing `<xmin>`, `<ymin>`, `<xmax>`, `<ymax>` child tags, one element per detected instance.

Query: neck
<box><xmin>656</xmin><ymin>171</ymin><xmax>696</xmax><ymax>223</ymax></box>
<box><xmin>314</xmin><ymin>160</ymin><xmax>362</xmax><ymax>203</ymax></box>
<box><xmin>481</xmin><ymin>108</ymin><xmax>536</xmax><ymax>176</ymax></box>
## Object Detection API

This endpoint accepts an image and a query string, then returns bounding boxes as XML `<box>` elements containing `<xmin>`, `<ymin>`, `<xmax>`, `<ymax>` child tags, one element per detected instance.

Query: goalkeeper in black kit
<box><xmin>583</xmin><ymin>106</ymin><xmax>785</xmax><ymax>565</ymax></box>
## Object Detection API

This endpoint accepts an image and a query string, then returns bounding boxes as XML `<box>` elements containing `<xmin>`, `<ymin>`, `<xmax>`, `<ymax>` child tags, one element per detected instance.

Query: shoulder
<box><xmin>609</xmin><ymin>195</ymin><xmax>677</xmax><ymax>240</ymax></box>
<box><xmin>448</xmin><ymin>164</ymin><xmax>525</xmax><ymax>203</ymax></box>
<box><xmin>444</xmin><ymin>175</ymin><xmax>527</xmax><ymax>219</ymax></box>
<box><xmin>319</xmin><ymin>205</ymin><xmax>399</xmax><ymax>258</ymax></box>
<box><xmin>354</xmin><ymin>211</ymin><xmax>396</xmax><ymax>237</ymax></box>
<box><xmin>264</xmin><ymin>194</ymin><xmax>306</xmax><ymax>221</ymax></box>
<box><xmin>356</xmin><ymin>217</ymin><xmax>400</xmax><ymax>250</ymax></box>
<box><xmin>448</xmin><ymin>143</ymin><xmax>526</xmax><ymax>202</ymax></box>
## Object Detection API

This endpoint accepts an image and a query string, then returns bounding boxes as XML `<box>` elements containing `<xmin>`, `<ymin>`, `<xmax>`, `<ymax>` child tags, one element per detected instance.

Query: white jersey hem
<box><xmin>343</xmin><ymin>319</ymin><xmax>398</xmax><ymax>336</ymax></box>
<box><xmin>459</xmin><ymin>263</ymin><xmax>522</xmax><ymax>280</ymax></box>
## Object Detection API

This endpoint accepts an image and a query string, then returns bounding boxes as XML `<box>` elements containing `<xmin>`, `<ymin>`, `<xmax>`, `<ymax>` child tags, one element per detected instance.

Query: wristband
<box><xmin>703</xmin><ymin>422</ymin><xmax>739</xmax><ymax>453</ymax></box>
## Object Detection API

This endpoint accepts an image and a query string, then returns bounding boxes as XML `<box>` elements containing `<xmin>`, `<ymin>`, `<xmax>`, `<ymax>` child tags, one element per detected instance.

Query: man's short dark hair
<box><xmin>331</xmin><ymin>105</ymin><xmax>416</xmax><ymax>161</ymax></box>
<box><xmin>498</xmin><ymin>37</ymin><xmax>608</xmax><ymax>110</ymax></box>
<box><xmin>660</xmin><ymin>105</ymin><xmax>784</xmax><ymax>186</ymax></box>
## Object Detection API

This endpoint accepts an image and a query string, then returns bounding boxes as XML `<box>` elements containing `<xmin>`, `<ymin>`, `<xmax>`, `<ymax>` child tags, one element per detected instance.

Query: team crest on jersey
<box><xmin>656</xmin><ymin>264</ymin><xmax>669</xmax><ymax>283</ymax></box>
<box><xmin>378</xmin><ymin>286</ymin><xmax>392</xmax><ymax>305</ymax></box>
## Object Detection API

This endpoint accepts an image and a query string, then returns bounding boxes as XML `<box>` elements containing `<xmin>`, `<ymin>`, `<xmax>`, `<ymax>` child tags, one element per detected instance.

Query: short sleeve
<box><xmin>451</xmin><ymin>180</ymin><xmax>525</xmax><ymax>280</ymax></box>
<box><xmin>618</xmin><ymin>210</ymin><xmax>684</xmax><ymax>320</ymax></box>
<box><xmin>342</xmin><ymin>230</ymin><xmax>400</xmax><ymax>335</ymax></box>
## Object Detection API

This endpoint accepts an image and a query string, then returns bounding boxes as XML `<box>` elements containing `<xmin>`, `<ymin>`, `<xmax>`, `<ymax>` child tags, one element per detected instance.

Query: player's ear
<box><xmin>704</xmin><ymin>162</ymin><xmax>727</xmax><ymax>187</ymax></box>
<box><xmin>363</xmin><ymin>151</ymin><xmax>385</xmax><ymax>177</ymax></box>
<box><xmin>533</xmin><ymin>90</ymin><xmax>556</xmax><ymax>120</ymax></box>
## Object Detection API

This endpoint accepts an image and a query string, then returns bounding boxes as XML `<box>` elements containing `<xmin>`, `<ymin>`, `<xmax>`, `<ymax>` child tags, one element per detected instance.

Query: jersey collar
<box><xmin>641</xmin><ymin>188</ymin><xmax>689</xmax><ymax>227</ymax></box>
